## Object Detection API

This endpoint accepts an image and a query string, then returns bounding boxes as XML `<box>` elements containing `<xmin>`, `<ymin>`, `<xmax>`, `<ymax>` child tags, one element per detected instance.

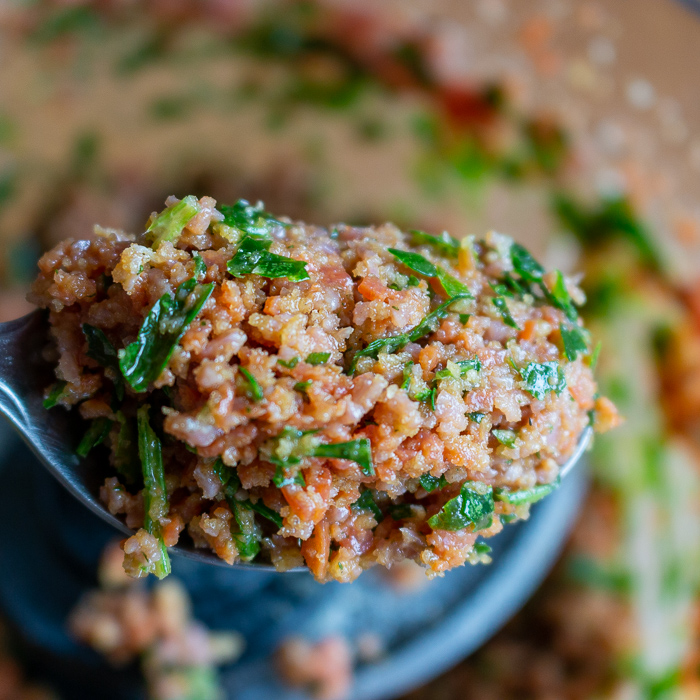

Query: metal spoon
<box><xmin>0</xmin><ymin>309</ymin><xmax>592</xmax><ymax>570</ymax></box>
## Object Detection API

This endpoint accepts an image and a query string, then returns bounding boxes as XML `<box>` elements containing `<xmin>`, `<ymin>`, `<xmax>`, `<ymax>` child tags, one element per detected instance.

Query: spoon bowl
<box><xmin>0</xmin><ymin>310</ymin><xmax>591</xmax><ymax>572</ymax></box>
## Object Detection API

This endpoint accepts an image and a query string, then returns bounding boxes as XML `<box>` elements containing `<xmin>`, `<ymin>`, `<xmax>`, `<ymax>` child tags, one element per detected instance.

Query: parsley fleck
<box><xmin>227</xmin><ymin>234</ymin><xmax>309</xmax><ymax>282</ymax></box>
<box><xmin>219</xmin><ymin>199</ymin><xmax>285</xmax><ymax>237</ymax></box>
<box><xmin>560</xmin><ymin>323</ymin><xmax>589</xmax><ymax>361</ymax></box>
<box><xmin>494</xmin><ymin>478</ymin><xmax>560</xmax><ymax>505</ymax></box>
<box><xmin>294</xmin><ymin>380</ymin><xmax>312</xmax><ymax>393</ymax></box>
<box><xmin>313</xmin><ymin>439</ymin><xmax>374</xmax><ymax>476</ymax></box>
<box><xmin>459</xmin><ymin>314</ymin><xmax>470</xmax><ymax>325</ymax></box>
<box><xmin>419</xmin><ymin>474</ymin><xmax>448</xmax><ymax>492</ymax></box>
<box><xmin>388</xmin><ymin>248</ymin><xmax>472</xmax><ymax>299</ymax></box>
<box><xmin>192</xmin><ymin>252</ymin><xmax>207</xmax><ymax>280</ymax></box>
<box><xmin>352</xmin><ymin>490</ymin><xmax>382</xmax><ymax>521</ymax></box>
<box><xmin>146</xmin><ymin>195</ymin><xmax>199</xmax><ymax>248</ymax></box>
<box><xmin>410</xmin><ymin>229</ymin><xmax>460</xmax><ymax>257</ymax></box>
<box><xmin>277</xmin><ymin>356</ymin><xmax>299</xmax><ymax>369</ymax></box>
<box><xmin>518</xmin><ymin>361</ymin><xmax>567</xmax><ymax>400</ymax></box>
<box><xmin>401</xmin><ymin>360</ymin><xmax>414</xmax><ymax>391</ymax></box>
<box><xmin>510</xmin><ymin>243</ymin><xmax>544</xmax><ymax>283</ymax></box>
<box><xmin>119</xmin><ymin>278</ymin><xmax>214</xmax><ymax>393</ymax></box>
<box><xmin>415</xmin><ymin>385</ymin><xmax>437</xmax><ymax>410</ymax></box>
<box><xmin>492</xmin><ymin>429</ymin><xmax>516</xmax><ymax>447</ymax></box>
<box><xmin>306</xmin><ymin>352</ymin><xmax>331</xmax><ymax>366</ymax></box>
<box><xmin>428</xmin><ymin>481</ymin><xmax>495</xmax><ymax>531</ymax></box>
<box><xmin>76</xmin><ymin>417</ymin><xmax>113</xmax><ymax>458</ymax></box>
<box><xmin>239</xmin><ymin>367</ymin><xmax>264</xmax><ymax>402</ymax></box>
<box><xmin>389</xmin><ymin>504</ymin><xmax>414</xmax><ymax>520</ymax></box>
<box><xmin>83</xmin><ymin>324</ymin><xmax>124</xmax><ymax>400</ymax></box>
<box><xmin>468</xmin><ymin>412</ymin><xmax>485</xmax><ymax>423</ymax></box>
<box><xmin>492</xmin><ymin>296</ymin><xmax>518</xmax><ymax>328</ymax></box>
<box><xmin>43</xmin><ymin>381</ymin><xmax>68</xmax><ymax>409</ymax></box>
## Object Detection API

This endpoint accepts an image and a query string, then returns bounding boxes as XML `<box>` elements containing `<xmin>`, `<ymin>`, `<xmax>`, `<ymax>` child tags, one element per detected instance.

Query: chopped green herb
<box><xmin>76</xmin><ymin>417</ymin><xmax>113</xmax><ymax>458</ymax></box>
<box><xmin>388</xmin><ymin>248</ymin><xmax>472</xmax><ymax>299</ymax></box>
<box><xmin>436</xmin><ymin>357</ymin><xmax>481</xmax><ymax>380</ymax></box>
<box><xmin>492</xmin><ymin>429</ymin><xmax>517</xmax><ymax>448</ymax></box>
<box><xmin>273</xmin><ymin>464</ymin><xmax>306</xmax><ymax>488</ymax></box>
<box><xmin>389</xmin><ymin>504</ymin><xmax>414</xmax><ymax>520</ymax></box>
<box><xmin>146</xmin><ymin>195</ymin><xmax>199</xmax><ymax>248</ymax></box>
<box><xmin>350</xmin><ymin>293</ymin><xmax>471</xmax><ymax>372</ymax></box>
<box><xmin>494</xmin><ymin>477</ymin><xmax>560</xmax><ymax>505</ymax></box>
<box><xmin>414</xmin><ymin>385</ymin><xmax>437</xmax><ymax>410</ymax></box>
<box><xmin>239</xmin><ymin>367</ymin><xmax>264</xmax><ymax>402</ymax></box>
<box><xmin>227</xmin><ymin>234</ymin><xmax>309</xmax><ymax>281</ymax></box>
<box><xmin>492</xmin><ymin>296</ymin><xmax>518</xmax><ymax>328</ymax></box>
<box><xmin>248</xmin><ymin>499</ymin><xmax>284</xmax><ymax>529</ymax></box>
<box><xmin>294</xmin><ymin>380</ymin><xmax>312</xmax><ymax>393</ymax></box>
<box><xmin>419</xmin><ymin>473</ymin><xmax>448</xmax><ymax>492</ymax></box>
<box><xmin>211</xmin><ymin>459</ymin><xmax>261</xmax><ymax>560</ymax></box>
<box><xmin>264</xmin><ymin>426</ymin><xmax>318</xmax><ymax>487</ymax></box>
<box><xmin>306</xmin><ymin>352</ymin><xmax>331</xmax><ymax>366</ymax></box>
<box><xmin>43</xmin><ymin>380</ymin><xmax>68</xmax><ymax>409</ymax></box>
<box><xmin>468</xmin><ymin>412</ymin><xmax>486</xmax><ymax>423</ymax></box>
<box><xmin>474</xmin><ymin>542</ymin><xmax>492</xmax><ymax>556</ymax></box>
<box><xmin>459</xmin><ymin>314</ymin><xmax>470</xmax><ymax>325</ymax></box>
<box><xmin>219</xmin><ymin>199</ymin><xmax>286</xmax><ymax>237</ymax></box>
<box><xmin>352</xmin><ymin>490</ymin><xmax>382</xmax><ymax>521</ymax></box>
<box><xmin>114</xmin><ymin>411</ymin><xmax>140</xmax><ymax>485</ymax></box>
<box><xmin>428</xmin><ymin>481</ymin><xmax>494</xmax><ymax>532</ymax></box>
<box><xmin>277</xmin><ymin>356</ymin><xmax>300</xmax><ymax>369</ymax></box>
<box><xmin>119</xmin><ymin>278</ymin><xmax>214</xmax><ymax>393</ymax></box>
<box><xmin>192</xmin><ymin>253</ymin><xmax>207</xmax><ymax>280</ymax></box>
<box><xmin>83</xmin><ymin>324</ymin><xmax>124</xmax><ymax>400</ymax></box>
<box><xmin>313</xmin><ymin>438</ymin><xmax>374</xmax><ymax>476</ymax></box>
<box><xmin>136</xmin><ymin>405</ymin><xmax>171</xmax><ymax>579</ymax></box>
<box><xmin>518</xmin><ymin>361</ymin><xmax>567</xmax><ymax>401</ymax></box>
<box><xmin>410</xmin><ymin>229</ymin><xmax>460</xmax><ymax>257</ymax></box>
<box><xmin>388</xmin><ymin>248</ymin><xmax>437</xmax><ymax>277</ymax></box>
<box><xmin>560</xmin><ymin>324</ymin><xmax>589</xmax><ymax>361</ymax></box>
<box><xmin>590</xmin><ymin>341</ymin><xmax>602</xmax><ymax>371</ymax></box>
<box><xmin>401</xmin><ymin>360</ymin><xmax>414</xmax><ymax>391</ymax></box>
<box><xmin>544</xmin><ymin>271</ymin><xmax>577</xmax><ymax>323</ymax></box>
<box><xmin>510</xmin><ymin>243</ymin><xmax>544</xmax><ymax>283</ymax></box>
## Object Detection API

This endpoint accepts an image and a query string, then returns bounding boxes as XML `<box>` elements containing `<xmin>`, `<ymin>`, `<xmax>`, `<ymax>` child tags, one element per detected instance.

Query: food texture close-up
<box><xmin>0</xmin><ymin>1</ymin><xmax>698</xmax><ymax>699</ymax></box>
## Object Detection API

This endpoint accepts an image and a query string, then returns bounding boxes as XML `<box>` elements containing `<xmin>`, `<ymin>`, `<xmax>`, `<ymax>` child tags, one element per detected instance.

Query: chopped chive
<box><xmin>146</xmin><ymin>195</ymin><xmax>199</xmax><ymax>248</ymax></box>
<box><xmin>352</xmin><ymin>489</ymin><xmax>382</xmax><ymax>521</ymax></box>
<box><xmin>277</xmin><ymin>356</ymin><xmax>299</xmax><ymax>369</ymax></box>
<box><xmin>294</xmin><ymin>380</ymin><xmax>312</xmax><ymax>393</ymax></box>
<box><xmin>492</xmin><ymin>296</ymin><xmax>518</xmax><ymax>329</ymax></box>
<box><xmin>419</xmin><ymin>473</ymin><xmax>448</xmax><ymax>492</ymax></box>
<box><xmin>43</xmin><ymin>380</ymin><xmax>68</xmax><ymax>409</ymax></box>
<box><xmin>492</xmin><ymin>429</ymin><xmax>516</xmax><ymax>447</ymax></box>
<box><xmin>494</xmin><ymin>477</ymin><xmax>560</xmax><ymax>505</ymax></box>
<box><xmin>239</xmin><ymin>367</ymin><xmax>264</xmax><ymax>402</ymax></box>
<box><xmin>306</xmin><ymin>352</ymin><xmax>331</xmax><ymax>366</ymax></box>
<box><xmin>313</xmin><ymin>438</ymin><xmax>374</xmax><ymax>476</ymax></box>
<box><xmin>76</xmin><ymin>417</ymin><xmax>113</xmax><ymax>458</ymax></box>
<box><xmin>83</xmin><ymin>324</ymin><xmax>124</xmax><ymax>400</ymax></box>
<box><xmin>410</xmin><ymin>229</ymin><xmax>460</xmax><ymax>257</ymax></box>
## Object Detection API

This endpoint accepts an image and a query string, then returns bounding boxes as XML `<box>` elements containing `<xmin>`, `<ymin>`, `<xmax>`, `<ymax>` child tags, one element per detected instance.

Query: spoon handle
<box><xmin>0</xmin><ymin>311</ymin><xmax>48</xmax><ymax>433</ymax></box>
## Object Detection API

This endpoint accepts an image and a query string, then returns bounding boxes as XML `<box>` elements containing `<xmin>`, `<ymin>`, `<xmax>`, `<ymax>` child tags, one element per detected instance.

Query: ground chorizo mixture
<box><xmin>30</xmin><ymin>195</ymin><xmax>617</xmax><ymax>583</ymax></box>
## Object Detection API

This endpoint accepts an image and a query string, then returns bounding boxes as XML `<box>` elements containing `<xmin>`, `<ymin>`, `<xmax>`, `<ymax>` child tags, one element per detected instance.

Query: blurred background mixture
<box><xmin>1</xmin><ymin>0</ymin><xmax>700</xmax><ymax>698</ymax></box>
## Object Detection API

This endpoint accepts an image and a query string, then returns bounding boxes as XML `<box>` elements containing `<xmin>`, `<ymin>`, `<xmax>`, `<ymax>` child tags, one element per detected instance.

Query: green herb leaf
<box><xmin>560</xmin><ymin>324</ymin><xmax>589</xmax><ymax>361</ymax></box>
<box><xmin>248</xmin><ymin>500</ymin><xmax>283</xmax><ymax>529</ymax></box>
<box><xmin>414</xmin><ymin>385</ymin><xmax>437</xmax><ymax>410</ymax></box>
<box><xmin>306</xmin><ymin>352</ymin><xmax>331</xmax><ymax>366</ymax></box>
<box><xmin>436</xmin><ymin>267</ymin><xmax>471</xmax><ymax>298</ymax></box>
<box><xmin>119</xmin><ymin>278</ymin><xmax>214</xmax><ymax>393</ymax></box>
<box><xmin>388</xmin><ymin>248</ymin><xmax>437</xmax><ymax>277</ymax></box>
<box><xmin>427</xmin><ymin>481</ymin><xmax>495</xmax><ymax>532</ymax></box>
<box><xmin>146</xmin><ymin>195</ymin><xmax>199</xmax><ymax>248</ymax></box>
<box><xmin>492</xmin><ymin>296</ymin><xmax>518</xmax><ymax>328</ymax></box>
<box><xmin>352</xmin><ymin>489</ymin><xmax>382</xmax><ymax>521</ymax></box>
<box><xmin>389</xmin><ymin>504</ymin><xmax>414</xmax><ymax>520</ymax></box>
<box><xmin>468</xmin><ymin>411</ymin><xmax>485</xmax><ymax>423</ymax></box>
<box><xmin>192</xmin><ymin>253</ymin><xmax>207</xmax><ymax>280</ymax></box>
<box><xmin>227</xmin><ymin>234</ymin><xmax>309</xmax><ymax>281</ymax></box>
<box><xmin>313</xmin><ymin>438</ymin><xmax>374</xmax><ymax>475</ymax></box>
<box><xmin>76</xmin><ymin>417</ymin><xmax>113</xmax><ymax>458</ymax></box>
<box><xmin>543</xmin><ymin>271</ymin><xmax>577</xmax><ymax>322</ymax></box>
<box><xmin>43</xmin><ymin>380</ymin><xmax>68</xmax><ymax>409</ymax></box>
<box><xmin>219</xmin><ymin>199</ymin><xmax>285</xmax><ymax>237</ymax></box>
<box><xmin>294</xmin><ymin>380</ymin><xmax>312</xmax><ymax>393</ymax></box>
<box><xmin>136</xmin><ymin>405</ymin><xmax>171</xmax><ymax>579</ymax></box>
<box><xmin>419</xmin><ymin>473</ymin><xmax>448</xmax><ymax>492</ymax></box>
<box><xmin>474</xmin><ymin>542</ymin><xmax>492</xmax><ymax>556</ymax></box>
<box><xmin>410</xmin><ymin>229</ymin><xmax>460</xmax><ymax>257</ymax></box>
<box><xmin>83</xmin><ymin>324</ymin><xmax>124</xmax><ymax>400</ymax></box>
<box><xmin>510</xmin><ymin>243</ymin><xmax>544</xmax><ymax>283</ymax></box>
<box><xmin>518</xmin><ymin>361</ymin><xmax>567</xmax><ymax>400</ymax></box>
<box><xmin>407</xmin><ymin>294</ymin><xmax>472</xmax><ymax>342</ymax></box>
<box><xmin>459</xmin><ymin>314</ymin><xmax>470</xmax><ymax>325</ymax></box>
<box><xmin>277</xmin><ymin>356</ymin><xmax>299</xmax><ymax>369</ymax></box>
<box><xmin>492</xmin><ymin>429</ymin><xmax>516</xmax><ymax>447</ymax></box>
<box><xmin>239</xmin><ymin>367</ymin><xmax>264</xmax><ymax>402</ymax></box>
<box><xmin>401</xmin><ymin>360</ymin><xmax>414</xmax><ymax>391</ymax></box>
<box><xmin>494</xmin><ymin>477</ymin><xmax>560</xmax><ymax>505</ymax></box>
<box><xmin>273</xmin><ymin>463</ymin><xmax>306</xmax><ymax>488</ymax></box>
